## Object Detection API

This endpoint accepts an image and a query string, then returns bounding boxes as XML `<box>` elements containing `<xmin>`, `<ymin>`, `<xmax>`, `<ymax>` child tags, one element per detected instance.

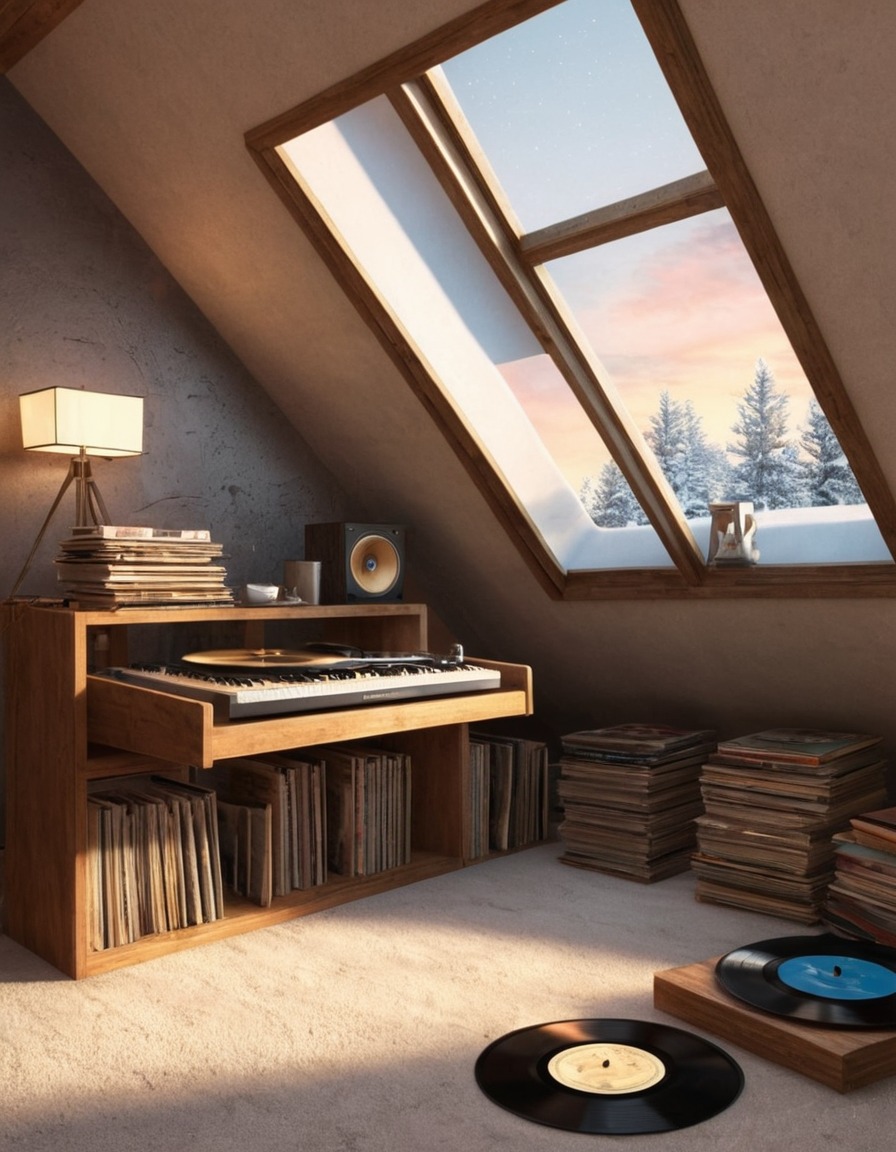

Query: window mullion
<box><xmin>392</xmin><ymin>77</ymin><xmax>708</xmax><ymax>584</ymax></box>
<box><xmin>520</xmin><ymin>170</ymin><xmax>723</xmax><ymax>264</ymax></box>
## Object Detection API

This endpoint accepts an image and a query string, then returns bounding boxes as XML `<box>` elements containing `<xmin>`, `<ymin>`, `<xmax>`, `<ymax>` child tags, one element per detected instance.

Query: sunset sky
<box><xmin>443</xmin><ymin>0</ymin><xmax>815</xmax><ymax>494</ymax></box>
<box><xmin>502</xmin><ymin>210</ymin><xmax>813</xmax><ymax>492</ymax></box>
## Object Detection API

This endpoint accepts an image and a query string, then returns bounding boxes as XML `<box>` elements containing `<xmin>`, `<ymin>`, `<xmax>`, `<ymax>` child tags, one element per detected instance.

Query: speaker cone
<box><xmin>349</xmin><ymin>533</ymin><xmax>401</xmax><ymax>595</ymax></box>
<box><xmin>305</xmin><ymin>521</ymin><xmax>405</xmax><ymax>602</ymax></box>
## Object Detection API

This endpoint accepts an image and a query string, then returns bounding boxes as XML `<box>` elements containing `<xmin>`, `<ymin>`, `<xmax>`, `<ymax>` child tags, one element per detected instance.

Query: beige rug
<box><xmin>1</xmin><ymin>843</ymin><xmax>892</xmax><ymax>1151</ymax></box>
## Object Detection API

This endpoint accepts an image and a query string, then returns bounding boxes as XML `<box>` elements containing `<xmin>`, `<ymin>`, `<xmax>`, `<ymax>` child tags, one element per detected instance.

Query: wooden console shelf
<box><xmin>86</xmin><ymin>656</ymin><xmax>531</xmax><ymax>767</ymax></box>
<box><xmin>2</xmin><ymin>601</ymin><xmax>533</xmax><ymax>978</ymax></box>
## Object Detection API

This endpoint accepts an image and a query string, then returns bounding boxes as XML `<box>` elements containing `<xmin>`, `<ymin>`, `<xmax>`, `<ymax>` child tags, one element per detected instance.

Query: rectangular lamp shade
<box><xmin>20</xmin><ymin>387</ymin><xmax>144</xmax><ymax>457</ymax></box>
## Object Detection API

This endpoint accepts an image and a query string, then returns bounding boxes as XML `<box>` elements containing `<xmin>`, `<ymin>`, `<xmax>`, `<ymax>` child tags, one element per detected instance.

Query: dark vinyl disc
<box><xmin>181</xmin><ymin>648</ymin><xmax>337</xmax><ymax>669</ymax></box>
<box><xmin>474</xmin><ymin>1018</ymin><xmax>743</xmax><ymax>1135</ymax></box>
<box><xmin>180</xmin><ymin>646</ymin><xmax>439</xmax><ymax>670</ymax></box>
<box><xmin>716</xmin><ymin>933</ymin><xmax>896</xmax><ymax>1027</ymax></box>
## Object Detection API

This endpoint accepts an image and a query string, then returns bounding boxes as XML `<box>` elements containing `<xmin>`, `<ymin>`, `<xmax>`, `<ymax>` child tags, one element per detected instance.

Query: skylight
<box><xmin>440</xmin><ymin>0</ymin><xmax>704</xmax><ymax>230</ymax></box>
<box><xmin>248</xmin><ymin>0</ymin><xmax>896</xmax><ymax>595</ymax></box>
<box><xmin>280</xmin><ymin>98</ymin><xmax>670</xmax><ymax>571</ymax></box>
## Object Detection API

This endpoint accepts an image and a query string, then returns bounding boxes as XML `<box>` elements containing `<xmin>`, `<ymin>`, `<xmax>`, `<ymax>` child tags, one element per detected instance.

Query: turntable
<box><xmin>654</xmin><ymin>932</ymin><xmax>896</xmax><ymax>1091</ymax></box>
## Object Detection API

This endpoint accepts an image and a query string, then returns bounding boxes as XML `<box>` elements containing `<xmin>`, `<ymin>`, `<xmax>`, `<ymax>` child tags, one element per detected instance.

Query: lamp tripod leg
<box><xmin>84</xmin><ymin>473</ymin><xmax>111</xmax><ymax>526</ymax></box>
<box><xmin>7</xmin><ymin>462</ymin><xmax>77</xmax><ymax>600</ymax></box>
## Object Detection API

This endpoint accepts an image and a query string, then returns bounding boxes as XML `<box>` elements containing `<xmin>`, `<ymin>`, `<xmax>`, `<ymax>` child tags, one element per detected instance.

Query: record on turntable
<box><xmin>716</xmin><ymin>933</ymin><xmax>896</xmax><ymax>1027</ymax></box>
<box><xmin>182</xmin><ymin>648</ymin><xmax>340</xmax><ymax>669</ymax></box>
<box><xmin>474</xmin><ymin>1018</ymin><xmax>743</xmax><ymax>1134</ymax></box>
<box><xmin>180</xmin><ymin>643</ymin><xmax>455</xmax><ymax>670</ymax></box>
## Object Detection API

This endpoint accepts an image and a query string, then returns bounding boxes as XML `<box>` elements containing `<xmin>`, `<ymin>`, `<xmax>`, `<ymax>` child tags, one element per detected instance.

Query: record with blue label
<box><xmin>716</xmin><ymin>933</ymin><xmax>896</xmax><ymax>1027</ymax></box>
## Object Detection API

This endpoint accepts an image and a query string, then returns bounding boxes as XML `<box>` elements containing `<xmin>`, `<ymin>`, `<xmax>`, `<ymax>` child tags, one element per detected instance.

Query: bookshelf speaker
<box><xmin>304</xmin><ymin>522</ymin><xmax>405</xmax><ymax>603</ymax></box>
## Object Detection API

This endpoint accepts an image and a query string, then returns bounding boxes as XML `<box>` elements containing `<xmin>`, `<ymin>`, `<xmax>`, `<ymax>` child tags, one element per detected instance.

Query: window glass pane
<box><xmin>441</xmin><ymin>0</ymin><xmax>705</xmax><ymax>231</ymax></box>
<box><xmin>497</xmin><ymin>353</ymin><xmax>612</xmax><ymax>495</ymax></box>
<box><xmin>280</xmin><ymin>99</ymin><xmax>674</xmax><ymax>570</ymax></box>
<box><xmin>547</xmin><ymin>210</ymin><xmax>871</xmax><ymax>517</ymax></box>
<box><xmin>548</xmin><ymin>210</ymin><xmax>811</xmax><ymax>448</ymax></box>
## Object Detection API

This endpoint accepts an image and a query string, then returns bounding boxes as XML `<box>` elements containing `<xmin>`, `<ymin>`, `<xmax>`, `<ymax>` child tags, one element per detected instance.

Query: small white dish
<box><xmin>242</xmin><ymin>583</ymin><xmax>280</xmax><ymax>605</ymax></box>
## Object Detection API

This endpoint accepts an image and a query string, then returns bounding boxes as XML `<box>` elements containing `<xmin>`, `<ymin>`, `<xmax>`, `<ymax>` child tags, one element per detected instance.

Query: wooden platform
<box><xmin>654</xmin><ymin>956</ymin><xmax>896</xmax><ymax>1093</ymax></box>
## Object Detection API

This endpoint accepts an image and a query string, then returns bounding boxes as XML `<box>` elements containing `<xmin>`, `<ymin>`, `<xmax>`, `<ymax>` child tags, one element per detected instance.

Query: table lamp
<box><xmin>9</xmin><ymin>387</ymin><xmax>144</xmax><ymax>598</ymax></box>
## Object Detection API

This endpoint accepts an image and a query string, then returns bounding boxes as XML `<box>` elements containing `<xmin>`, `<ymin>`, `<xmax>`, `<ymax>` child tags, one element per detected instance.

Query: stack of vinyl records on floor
<box><xmin>692</xmin><ymin>728</ymin><xmax>888</xmax><ymax>924</ymax></box>
<box><xmin>55</xmin><ymin>524</ymin><xmax>233</xmax><ymax>607</ymax></box>
<box><xmin>823</xmin><ymin>805</ymin><xmax>896</xmax><ymax>946</ymax></box>
<box><xmin>556</xmin><ymin>724</ymin><xmax>716</xmax><ymax>882</ymax></box>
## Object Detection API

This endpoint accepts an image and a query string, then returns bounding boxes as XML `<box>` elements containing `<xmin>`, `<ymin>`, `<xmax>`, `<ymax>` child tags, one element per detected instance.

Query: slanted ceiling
<box><xmin>7</xmin><ymin>0</ymin><xmax>896</xmax><ymax>747</ymax></box>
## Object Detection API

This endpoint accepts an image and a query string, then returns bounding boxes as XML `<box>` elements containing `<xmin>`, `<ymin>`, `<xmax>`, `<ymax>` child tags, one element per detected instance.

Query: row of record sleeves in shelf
<box><xmin>553</xmin><ymin>724</ymin><xmax>893</xmax><ymax>932</ymax></box>
<box><xmin>469</xmin><ymin>732</ymin><xmax>551</xmax><ymax>859</ymax></box>
<box><xmin>87</xmin><ymin>732</ymin><xmax>550</xmax><ymax>953</ymax></box>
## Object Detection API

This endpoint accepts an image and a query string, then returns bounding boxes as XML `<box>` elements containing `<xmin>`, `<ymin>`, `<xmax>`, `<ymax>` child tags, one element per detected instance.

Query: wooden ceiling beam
<box><xmin>0</xmin><ymin>0</ymin><xmax>85</xmax><ymax>74</ymax></box>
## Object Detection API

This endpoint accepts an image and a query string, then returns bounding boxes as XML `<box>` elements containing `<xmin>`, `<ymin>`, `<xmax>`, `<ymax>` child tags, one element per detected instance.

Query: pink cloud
<box><xmin>546</xmin><ymin>214</ymin><xmax>811</xmax><ymax>443</ymax></box>
<box><xmin>497</xmin><ymin>213</ymin><xmax>817</xmax><ymax>489</ymax></box>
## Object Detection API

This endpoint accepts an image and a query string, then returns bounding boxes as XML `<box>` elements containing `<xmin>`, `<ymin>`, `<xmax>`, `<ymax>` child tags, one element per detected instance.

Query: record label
<box><xmin>776</xmin><ymin>955</ymin><xmax>896</xmax><ymax>1000</ymax></box>
<box><xmin>475</xmin><ymin>1018</ymin><xmax>743</xmax><ymax>1135</ymax></box>
<box><xmin>716</xmin><ymin>933</ymin><xmax>896</xmax><ymax>1026</ymax></box>
<box><xmin>546</xmin><ymin>1043</ymin><xmax>665</xmax><ymax>1094</ymax></box>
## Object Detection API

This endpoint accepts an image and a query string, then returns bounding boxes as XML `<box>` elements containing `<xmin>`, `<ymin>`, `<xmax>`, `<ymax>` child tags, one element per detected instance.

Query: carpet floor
<box><xmin>0</xmin><ymin>843</ymin><xmax>892</xmax><ymax>1151</ymax></box>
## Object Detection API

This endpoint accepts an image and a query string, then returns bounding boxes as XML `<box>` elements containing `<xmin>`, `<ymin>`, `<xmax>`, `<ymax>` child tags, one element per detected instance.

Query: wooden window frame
<box><xmin>246</xmin><ymin>0</ymin><xmax>896</xmax><ymax>599</ymax></box>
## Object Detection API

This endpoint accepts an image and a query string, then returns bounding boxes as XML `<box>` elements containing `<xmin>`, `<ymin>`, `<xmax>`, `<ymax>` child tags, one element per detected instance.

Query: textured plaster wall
<box><xmin>0</xmin><ymin>79</ymin><xmax>347</xmax><ymax>837</ymax></box>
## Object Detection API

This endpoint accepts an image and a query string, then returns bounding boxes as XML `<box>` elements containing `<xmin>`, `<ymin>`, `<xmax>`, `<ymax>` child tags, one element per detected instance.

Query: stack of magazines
<box><xmin>693</xmin><ymin>728</ymin><xmax>888</xmax><ymax>923</ymax></box>
<box><xmin>55</xmin><ymin>524</ymin><xmax>233</xmax><ymax>607</ymax></box>
<box><xmin>557</xmin><ymin>723</ymin><xmax>716</xmax><ymax>882</ymax></box>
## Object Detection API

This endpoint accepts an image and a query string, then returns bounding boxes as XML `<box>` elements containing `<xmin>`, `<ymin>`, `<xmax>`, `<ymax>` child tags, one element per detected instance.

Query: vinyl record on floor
<box><xmin>716</xmin><ymin>933</ymin><xmax>896</xmax><ymax>1027</ymax></box>
<box><xmin>474</xmin><ymin>1018</ymin><xmax>743</xmax><ymax>1135</ymax></box>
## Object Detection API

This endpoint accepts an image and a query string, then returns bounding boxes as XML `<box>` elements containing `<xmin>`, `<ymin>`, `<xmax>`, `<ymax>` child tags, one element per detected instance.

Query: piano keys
<box><xmin>95</xmin><ymin>658</ymin><xmax>502</xmax><ymax>719</ymax></box>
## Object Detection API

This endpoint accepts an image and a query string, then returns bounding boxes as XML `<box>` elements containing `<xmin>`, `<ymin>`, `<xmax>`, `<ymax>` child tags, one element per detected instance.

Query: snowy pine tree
<box><xmin>727</xmin><ymin>358</ymin><xmax>800</xmax><ymax>509</ymax></box>
<box><xmin>580</xmin><ymin>461</ymin><xmax>646</xmax><ymax>527</ymax></box>
<box><xmin>578</xmin><ymin>366</ymin><xmax>863</xmax><ymax>525</ymax></box>
<box><xmin>800</xmin><ymin>399</ymin><xmax>864</xmax><ymax>505</ymax></box>
<box><xmin>645</xmin><ymin>391</ymin><xmax>731</xmax><ymax>518</ymax></box>
<box><xmin>680</xmin><ymin>401</ymin><xmax>733</xmax><ymax>517</ymax></box>
<box><xmin>646</xmin><ymin>391</ymin><xmax>687</xmax><ymax>486</ymax></box>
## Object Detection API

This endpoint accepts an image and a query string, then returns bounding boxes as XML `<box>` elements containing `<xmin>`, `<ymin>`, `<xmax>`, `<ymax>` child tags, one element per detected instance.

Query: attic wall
<box><xmin>3</xmin><ymin>0</ymin><xmax>896</xmax><ymax>803</ymax></box>
<box><xmin>0</xmin><ymin>79</ymin><xmax>348</xmax><ymax>838</ymax></box>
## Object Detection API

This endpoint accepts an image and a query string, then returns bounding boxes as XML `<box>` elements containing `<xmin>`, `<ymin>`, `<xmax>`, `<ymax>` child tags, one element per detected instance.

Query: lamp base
<box><xmin>8</xmin><ymin>451</ymin><xmax>111</xmax><ymax>599</ymax></box>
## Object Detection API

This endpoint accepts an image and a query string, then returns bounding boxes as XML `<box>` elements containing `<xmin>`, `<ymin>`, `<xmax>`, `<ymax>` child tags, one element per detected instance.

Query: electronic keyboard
<box><xmin>96</xmin><ymin>659</ymin><xmax>502</xmax><ymax>719</ymax></box>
